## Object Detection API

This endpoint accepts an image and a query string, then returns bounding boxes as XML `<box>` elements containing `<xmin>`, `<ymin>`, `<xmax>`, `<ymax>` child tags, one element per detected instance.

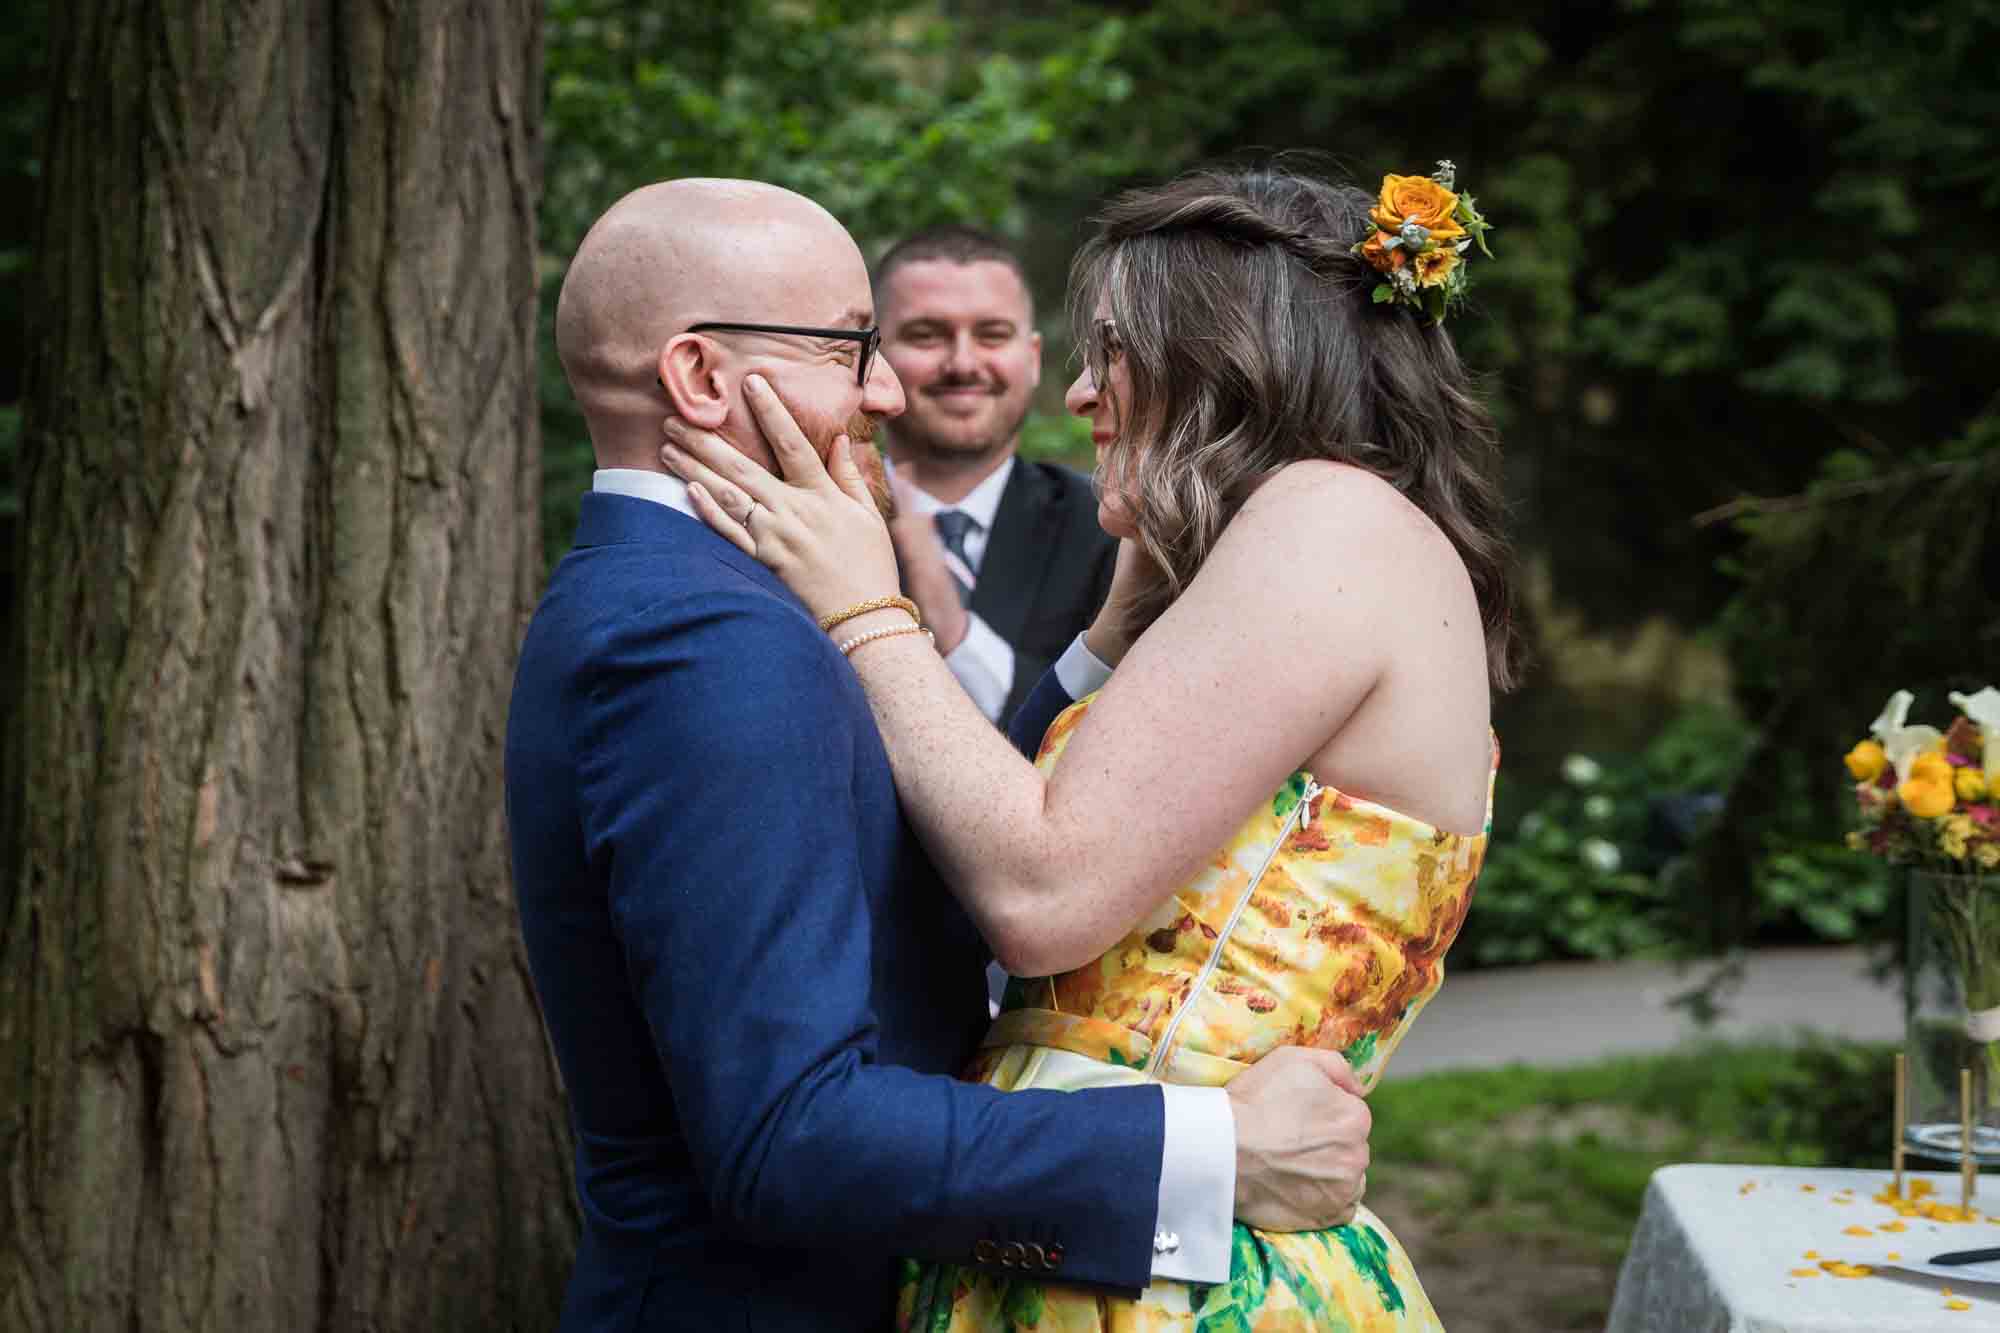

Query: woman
<box><xmin>661</xmin><ymin>160</ymin><xmax>1516</xmax><ymax>1331</ymax></box>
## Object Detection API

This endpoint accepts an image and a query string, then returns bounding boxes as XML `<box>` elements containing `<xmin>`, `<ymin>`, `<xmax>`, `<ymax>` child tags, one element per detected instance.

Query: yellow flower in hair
<box><xmin>1958</xmin><ymin>766</ymin><xmax>1990</xmax><ymax>802</ymax></box>
<box><xmin>1413</xmin><ymin>247</ymin><xmax>1460</xmax><ymax>288</ymax></box>
<box><xmin>1371</xmin><ymin>174</ymin><xmax>1464</xmax><ymax>244</ymax></box>
<box><xmin>1846</xmin><ymin>740</ymin><xmax>1888</xmax><ymax>783</ymax></box>
<box><xmin>1359</xmin><ymin>231</ymin><xmax>1407</xmax><ymax>273</ymax></box>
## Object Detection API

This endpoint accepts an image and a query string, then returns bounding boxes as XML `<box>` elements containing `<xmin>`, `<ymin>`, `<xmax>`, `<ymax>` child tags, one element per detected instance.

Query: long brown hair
<box><xmin>1071</xmin><ymin>159</ymin><xmax>1521</xmax><ymax>690</ymax></box>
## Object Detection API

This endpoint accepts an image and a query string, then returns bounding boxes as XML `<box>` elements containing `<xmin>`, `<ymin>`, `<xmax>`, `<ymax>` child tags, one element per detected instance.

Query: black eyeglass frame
<box><xmin>686</xmin><ymin>320</ymin><xmax>882</xmax><ymax>387</ymax></box>
<box><xmin>1083</xmin><ymin>316</ymin><xmax>1124</xmax><ymax>392</ymax></box>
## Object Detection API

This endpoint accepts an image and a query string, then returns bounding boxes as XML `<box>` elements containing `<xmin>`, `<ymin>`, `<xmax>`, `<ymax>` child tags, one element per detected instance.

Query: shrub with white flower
<box><xmin>1562</xmin><ymin>754</ymin><xmax>1603</xmax><ymax>786</ymax></box>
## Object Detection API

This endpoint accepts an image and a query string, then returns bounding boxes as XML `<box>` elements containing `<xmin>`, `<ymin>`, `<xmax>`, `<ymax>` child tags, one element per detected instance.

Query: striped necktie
<box><xmin>933</xmin><ymin>510</ymin><xmax>977</xmax><ymax>607</ymax></box>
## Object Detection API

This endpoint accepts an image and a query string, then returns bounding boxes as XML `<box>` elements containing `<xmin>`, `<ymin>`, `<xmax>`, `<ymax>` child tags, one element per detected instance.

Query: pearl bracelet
<box><xmin>837</xmin><ymin>622</ymin><xmax>934</xmax><ymax>657</ymax></box>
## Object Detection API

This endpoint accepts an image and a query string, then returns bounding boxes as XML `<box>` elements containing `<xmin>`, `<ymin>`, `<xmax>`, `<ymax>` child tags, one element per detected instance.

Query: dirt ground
<box><xmin>1368</xmin><ymin>1179</ymin><xmax>1624</xmax><ymax>1333</ymax></box>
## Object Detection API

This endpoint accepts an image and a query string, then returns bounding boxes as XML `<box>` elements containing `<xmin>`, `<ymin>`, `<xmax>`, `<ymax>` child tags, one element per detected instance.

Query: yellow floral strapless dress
<box><xmin>897</xmin><ymin>692</ymin><xmax>1496</xmax><ymax>1332</ymax></box>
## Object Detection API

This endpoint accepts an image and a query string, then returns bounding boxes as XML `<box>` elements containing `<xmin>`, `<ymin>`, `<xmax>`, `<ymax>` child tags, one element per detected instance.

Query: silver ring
<box><xmin>743</xmin><ymin>500</ymin><xmax>762</xmax><ymax>526</ymax></box>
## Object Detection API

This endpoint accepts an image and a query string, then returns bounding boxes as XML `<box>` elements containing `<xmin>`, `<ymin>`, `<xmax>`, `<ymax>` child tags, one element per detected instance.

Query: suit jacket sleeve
<box><xmin>576</xmin><ymin>586</ymin><xmax>1163</xmax><ymax>1287</ymax></box>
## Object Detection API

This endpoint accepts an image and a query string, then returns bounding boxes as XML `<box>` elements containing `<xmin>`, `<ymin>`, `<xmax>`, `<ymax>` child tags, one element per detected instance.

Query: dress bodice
<box><xmin>977</xmin><ymin>691</ymin><xmax>1496</xmax><ymax>1093</ymax></box>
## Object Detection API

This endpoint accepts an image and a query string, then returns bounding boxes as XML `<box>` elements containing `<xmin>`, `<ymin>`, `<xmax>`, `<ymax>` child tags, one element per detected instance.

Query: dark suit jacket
<box><xmin>972</xmin><ymin>458</ymin><xmax>1118</xmax><ymax>721</ymax></box>
<box><xmin>505</xmin><ymin>492</ymin><xmax>1165</xmax><ymax>1333</ymax></box>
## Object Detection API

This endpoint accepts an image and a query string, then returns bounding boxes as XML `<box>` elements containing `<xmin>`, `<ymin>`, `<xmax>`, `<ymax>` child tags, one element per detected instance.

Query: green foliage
<box><xmin>0</xmin><ymin>406</ymin><xmax>18</xmax><ymax>517</ymax></box>
<box><xmin>537</xmin><ymin>0</ymin><xmax>1134</xmax><ymax>565</ymax></box>
<box><xmin>1462</xmin><ymin>700</ymin><xmax>1897</xmax><ymax>966</ymax></box>
<box><xmin>1016</xmin><ymin>411</ymin><xmax>1093</xmax><ymax>468</ymax></box>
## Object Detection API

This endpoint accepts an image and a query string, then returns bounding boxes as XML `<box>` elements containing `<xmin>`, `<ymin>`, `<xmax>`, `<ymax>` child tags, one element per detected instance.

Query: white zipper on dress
<box><xmin>1145</xmin><ymin>777</ymin><xmax>1321</xmax><ymax>1078</ymax></box>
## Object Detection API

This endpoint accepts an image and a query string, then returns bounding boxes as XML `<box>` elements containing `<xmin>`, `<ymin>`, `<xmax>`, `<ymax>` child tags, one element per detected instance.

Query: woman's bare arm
<box><xmin>665</xmin><ymin>380</ymin><xmax>1470</xmax><ymax>975</ymax></box>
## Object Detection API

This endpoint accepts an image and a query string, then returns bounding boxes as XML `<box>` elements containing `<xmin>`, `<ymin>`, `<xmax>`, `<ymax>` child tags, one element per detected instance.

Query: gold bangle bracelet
<box><xmin>819</xmin><ymin>594</ymin><xmax>920</xmax><ymax>634</ymax></box>
<box><xmin>838</xmin><ymin>623</ymin><xmax>934</xmax><ymax>657</ymax></box>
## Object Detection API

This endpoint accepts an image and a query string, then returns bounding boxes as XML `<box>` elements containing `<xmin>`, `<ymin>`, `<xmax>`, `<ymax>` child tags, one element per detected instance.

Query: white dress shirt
<box><xmin>892</xmin><ymin>456</ymin><xmax>1019</xmax><ymax>723</ymax></box>
<box><xmin>589</xmin><ymin>469</ymin><xmax>1237</xmax><ymax>1284</ymax></box>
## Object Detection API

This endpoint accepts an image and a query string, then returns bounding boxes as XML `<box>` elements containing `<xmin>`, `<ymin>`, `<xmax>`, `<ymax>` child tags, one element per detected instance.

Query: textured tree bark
<box><xmin>0</xmin><ymin>4</ymin><xmax>575</xmax><ymax>1330</ymax></box>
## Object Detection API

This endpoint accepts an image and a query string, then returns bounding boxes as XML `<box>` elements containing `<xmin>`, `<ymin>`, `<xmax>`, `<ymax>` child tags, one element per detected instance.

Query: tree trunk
<box><xmin>0</xmin><ymin>4</ymin><xmax>575</xmax><ymax>1330</ymax></box>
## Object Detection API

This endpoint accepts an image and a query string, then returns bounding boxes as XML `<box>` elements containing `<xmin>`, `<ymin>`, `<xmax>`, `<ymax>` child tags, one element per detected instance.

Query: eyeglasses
<box><xmin>1083</xmin><ymin>317</ymin><xmax>1124</xmax><ymax>391</ymax></box>
<box><xmin>688</xmin><ymin>321</ymin><xmax>882</xmax><ymax>387</ymax></box>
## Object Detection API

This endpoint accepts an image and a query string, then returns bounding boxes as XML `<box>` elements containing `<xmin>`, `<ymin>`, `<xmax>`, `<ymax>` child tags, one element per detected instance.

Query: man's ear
<box><xmin>1027</xmin><ymin>329</ymin><xmax>1043</xmax><ymax>390</ymax></box>
<box><xmin>658</xmin><ymin>333</ymin><xmax>730</xmax><ymax>429</ymax></box>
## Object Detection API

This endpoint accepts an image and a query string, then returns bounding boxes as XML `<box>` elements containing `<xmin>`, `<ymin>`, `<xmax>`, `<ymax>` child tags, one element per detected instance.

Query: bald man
<box><xmin>505</xmin><ymin>180</ymin><xmax>1372</xmax><ymax>1333</ymax></box>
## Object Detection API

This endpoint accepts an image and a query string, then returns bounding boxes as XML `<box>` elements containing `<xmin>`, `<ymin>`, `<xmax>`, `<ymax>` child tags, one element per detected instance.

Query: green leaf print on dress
<box><xmin>1271</xmin><ymin>773</ymin><xmax>1310</xmax><ymax>821</ymax></box>
<box><xmin>1190</xmin><ymin>1226</ymin><xmax>1356</xmax><ymax>1331</ymax></box>
<box><xmin>1340</xmin><ymin>1030</ymin><xmax>1379</xmax><ymax>1070</ymax></box>
<box><xmin>1331</xmin><ymin>1223</ymin><xmax>1406</xmax><ymax>1314</ymax></box>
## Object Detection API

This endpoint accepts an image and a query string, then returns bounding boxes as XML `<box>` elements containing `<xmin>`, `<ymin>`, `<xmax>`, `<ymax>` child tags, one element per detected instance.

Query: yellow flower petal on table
<box><xmin>1789</xmin><ymin>1268</ymin><xmax>1821</xmax><ymax>1278</ymax></box>
<box><xmin>1801</xmin><ymin>1184</ymin><xmax>1817</xmax><ymax>1193</ymax></box>
<box><xmin>1949</xmin><ymin>1299</ymin><xmax>1972</xmax><ymax>1311</ymax></box>
<box><xmin>1914</xmin><ymin>1180</ymin><xmax>1936</xmax><ymax>1197</ymax></box>
<box><xmin>1847</xmin><ymin>740</ymin><xmax>1888</xmax><ymax>782</ymax></box>
<box><xmin>1843</xmin><ymin>1225</ymin><xmax>1874</xmax><ymax>1236</ymax></box>
<box><xmin>1819</xmin><ymin>1260</ymin><xmax>1873</xmax><ymax>1278</ymax></box>
<box><xmin>1831</xmin><ymin>1196</ymin><xmax>1853</xmax><ymax>1204</ymax></box>
<box><xmin>1887</xmin><ymin>1251</ymin><xmax>1902</xmax><ymax>1260</ymax></box>
<box><xmin>1803</xmin><ymin>1250</ymin><xmax>1820</xmax><ymax>1259</ymax></box>
<box><xmin>1881</xmin><ymin>1221</ymin><xmax>1908</xmax><ymax>1232</ymax></box>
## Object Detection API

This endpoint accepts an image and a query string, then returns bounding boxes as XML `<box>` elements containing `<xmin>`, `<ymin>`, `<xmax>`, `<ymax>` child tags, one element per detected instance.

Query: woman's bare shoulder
<box><xmin>1226</xmin><ymin>459</ymin><xmax>1463</xmax><ymax>574</ymax></box>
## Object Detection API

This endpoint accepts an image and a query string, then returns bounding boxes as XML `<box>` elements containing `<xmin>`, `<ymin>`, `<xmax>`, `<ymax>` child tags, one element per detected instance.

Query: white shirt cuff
<box><xmin>1149</xmin><ymin>1085</ymin><xmax>1235</xmax><ymax>1284</ymax></box>
<box><xmin>1052</xmin><ymin>633</ymin><xmax>1115</xmax><ymax>701</ymax></box>
<box><xmin>942</xmin><ymin>613</ymin><xmax>1015</xmax><ymax>723</ymax></box>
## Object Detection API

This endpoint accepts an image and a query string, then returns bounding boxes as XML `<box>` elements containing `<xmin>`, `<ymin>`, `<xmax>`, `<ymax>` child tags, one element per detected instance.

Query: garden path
<box><xmin>1387</xmin><ymin>947</ymin><xmax>1901</xmax><ymax>1079</ymax></box>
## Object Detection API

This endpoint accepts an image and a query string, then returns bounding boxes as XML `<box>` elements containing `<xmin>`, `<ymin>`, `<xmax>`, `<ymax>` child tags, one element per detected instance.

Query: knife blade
<box><xmin>1929</xmin><ymin>1246</ymin><xmax>2000</xmax><ymax>1266</ymax></box>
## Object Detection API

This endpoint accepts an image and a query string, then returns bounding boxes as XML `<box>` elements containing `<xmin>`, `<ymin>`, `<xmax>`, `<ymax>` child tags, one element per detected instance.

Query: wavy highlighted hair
<box><xmin>1071</xmin><ymin>158</ymin><xmax>1521</xmax><ymax>690</ymax></box>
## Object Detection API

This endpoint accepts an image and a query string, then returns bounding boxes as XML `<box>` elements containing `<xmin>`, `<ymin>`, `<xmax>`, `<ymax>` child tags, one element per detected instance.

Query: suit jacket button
<box><xmin>1001</xmin><ymin>1241</ymin><xmax>1026</xmax><ymax>1267</ymax></box>
<box><xmin>973</xmin><ymin>1239</ymin><xmax>999</xmax><ymax>1264</ymax></box>
<box><xmin>1043</xmin><ymin>1242</ymin><xmax>1064</xmax><ymax>1270</ymax></box>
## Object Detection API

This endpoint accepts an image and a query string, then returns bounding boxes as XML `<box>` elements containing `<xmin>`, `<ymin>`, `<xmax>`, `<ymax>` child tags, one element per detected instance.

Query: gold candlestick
<box><xmin>1962</xmin><ymin>1067</ymin><xmax>1977</xmax><ymax>1209</ymax></box>
<box><xmin>1894</xmin><ymin>1051</ymin><xmax>1908</xmax><ymax>1199</ymax></box>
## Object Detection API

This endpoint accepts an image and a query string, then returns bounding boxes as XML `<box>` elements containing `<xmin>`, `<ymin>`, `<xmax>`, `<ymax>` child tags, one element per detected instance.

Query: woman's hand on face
<box><xmin>1083</xmin><ymin>538</ymin><xmax>1166</xmax><ymax>667</ymax></box>
<box><xmin>659</xmin><ymin>373</ymin><xmax>900</xmax><ymax>622</ymax></box>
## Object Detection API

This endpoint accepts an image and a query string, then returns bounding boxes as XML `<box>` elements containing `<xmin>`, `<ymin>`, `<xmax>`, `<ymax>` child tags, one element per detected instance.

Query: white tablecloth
<box><xmin>1607</xmin><ymin>1165</ymin><xmax>2000</xmax><ymax>1332</ymax></box>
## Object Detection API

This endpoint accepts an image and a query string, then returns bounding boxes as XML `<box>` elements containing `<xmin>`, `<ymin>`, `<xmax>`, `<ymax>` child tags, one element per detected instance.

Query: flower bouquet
<box><xmin>1847</xmin><ymin>687</ymin><xmax>2000</xmax><ymax>1157</ymax></box>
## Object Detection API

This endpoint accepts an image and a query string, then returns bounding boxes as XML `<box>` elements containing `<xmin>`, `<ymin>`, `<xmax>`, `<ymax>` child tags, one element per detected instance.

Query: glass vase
<box><xmin>1905</xmin><ymin>868</ymin><xmax>2000</xmax><ymax>1164</ymax></box>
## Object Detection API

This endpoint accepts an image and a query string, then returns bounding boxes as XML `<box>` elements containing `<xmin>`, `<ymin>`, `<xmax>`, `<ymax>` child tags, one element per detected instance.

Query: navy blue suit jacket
<box><xmin>506</xmin><ymin>493</ymin><xmax>1166</xmax><ymax>1332</ymax></box>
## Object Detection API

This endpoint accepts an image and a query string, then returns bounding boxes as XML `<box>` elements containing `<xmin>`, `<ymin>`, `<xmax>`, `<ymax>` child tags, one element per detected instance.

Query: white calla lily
<box><xmin>1870</xmin><ymin>689</ymin><xmax>1944</xmax><ymax>782</ymax></box>
<box><xmin>1948</xmin><ymin>686</ymin><xmax>2000</xmax><ymax>784</ymax></box>
<box><xmin>1882</xmin><ymin>726</ymin><xmax>1944</xmax><ymax>783</ymax></box>
<box><xmin>1871</xmin><ymin>690</ymin><xmax>1915</xmax><ymax>738</ymax></box>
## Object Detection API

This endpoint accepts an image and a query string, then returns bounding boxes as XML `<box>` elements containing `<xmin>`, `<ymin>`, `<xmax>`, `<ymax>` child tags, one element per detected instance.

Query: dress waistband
<box><xmin>980</xmin><ymin>1007</ymin><xmax>1252</xmax><ymax>1088</ymax></box>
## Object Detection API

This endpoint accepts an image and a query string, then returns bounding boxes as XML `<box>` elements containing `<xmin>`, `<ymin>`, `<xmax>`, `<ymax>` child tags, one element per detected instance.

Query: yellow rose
<box><xmin>1414</xmin><ymin>247</ymin><xmax>1460</xmax><ymax>288</ymax></box>
<box><xmin>1943</xmin><ymin>827</ymin><xmax>1971</xmax><ymax>860</ymax></box>
<box><xmin>1957</xmin><ymin>766</ymin><xmax>1989</xmax><ymax>802</ymax></box>
<box><xmin>1900</xmin><ymin>776</ymin><xmax>1956</xmax><ymax>818</ymax></box>
<box><xmin>1371</xmin><ymin>174</ymin><xmax>1466</xmax><ymax>245</ymax></box>
<box><xmin>1846</xmin><ymin>740</ymin><xmax>1887</xmax><ymax>783</ymax></box>
<box><xmin>1977</xmin><ymin>842</ymin><xmax>2000</xmax><ymax>871</ymax></box>
<box><xmin>1909</xmin><ymin>751</ymin><xmax>1954</xmax><ymax>786</ymax></box>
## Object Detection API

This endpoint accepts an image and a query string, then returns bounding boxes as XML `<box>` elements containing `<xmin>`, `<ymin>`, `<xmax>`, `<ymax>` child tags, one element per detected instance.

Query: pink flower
<box><xmin>1969</xmin><ymin>804</ymin><xmax>1997</xmax><ymax>827</ymax></box>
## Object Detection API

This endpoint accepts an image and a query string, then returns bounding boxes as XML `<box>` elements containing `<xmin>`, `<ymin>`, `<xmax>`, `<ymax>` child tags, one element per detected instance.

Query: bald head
<box><xmin>555</xmin><ymin>179</ymin><xmax>872</xmax><ymax>466</ymax></box>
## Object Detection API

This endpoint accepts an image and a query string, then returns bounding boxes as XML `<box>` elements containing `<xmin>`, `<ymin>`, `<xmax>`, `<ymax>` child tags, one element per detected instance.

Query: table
<box><xmin>1606</xmin><ymin>1165</ymin><xmax>2000</xmax><ymax>1332</ymax></box>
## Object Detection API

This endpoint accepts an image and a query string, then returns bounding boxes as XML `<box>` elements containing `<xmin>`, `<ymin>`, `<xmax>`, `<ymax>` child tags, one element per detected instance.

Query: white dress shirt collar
<box><xmin>593</xmin><ymin>468</ymin><xmax>696</xmax><ymax>516</ymax></box>
<box><xmin>893</xmin><ymin>454</ymin><xmax>1016</xmax><ymax>532</ymax></box>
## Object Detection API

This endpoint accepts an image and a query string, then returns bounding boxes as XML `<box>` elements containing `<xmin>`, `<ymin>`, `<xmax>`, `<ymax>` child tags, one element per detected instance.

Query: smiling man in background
<box><xmin>875</xmin><ymin>227</ymin><xmax>1117</xmax><ymax>726</ymax></box>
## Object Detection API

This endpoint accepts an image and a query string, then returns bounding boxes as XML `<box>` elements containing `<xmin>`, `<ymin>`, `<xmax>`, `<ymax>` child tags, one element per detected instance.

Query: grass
<box><xmin>1370</xmin><ymin>1040</ymin><xmax>1898</xmax><ymax>1261</ymax></box>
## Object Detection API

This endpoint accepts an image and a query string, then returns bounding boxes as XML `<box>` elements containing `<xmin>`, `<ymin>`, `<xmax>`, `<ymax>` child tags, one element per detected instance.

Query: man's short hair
<box><xmin>872</xmin><ymin>226</ymin><xmax>1031</xmax><ymax>310</ymax></box>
